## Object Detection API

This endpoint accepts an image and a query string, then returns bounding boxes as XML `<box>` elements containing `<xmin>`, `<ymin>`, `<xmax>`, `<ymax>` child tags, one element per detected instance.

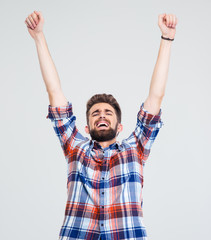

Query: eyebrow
<box><xmin>91</xmin><ymin>109</ymin><xmax>113</xmax><ymax>115</ymax></box>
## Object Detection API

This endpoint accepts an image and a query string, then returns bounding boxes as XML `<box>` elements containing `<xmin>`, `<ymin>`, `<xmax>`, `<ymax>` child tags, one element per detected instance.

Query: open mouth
<box><xmin>96</xmin><ymin>121</ymin><xmax>109</xmax><ymax>129</ymax></box>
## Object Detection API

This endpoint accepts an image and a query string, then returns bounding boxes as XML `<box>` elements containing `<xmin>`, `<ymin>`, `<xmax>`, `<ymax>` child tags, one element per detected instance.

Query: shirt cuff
<box><xmin>137</xmin><ymin>102</ymin><xmax>164</xmax><ymax>126</ymax></box>
<box><xmin>46</xmin><ymin>101</ymin><xmax>73</xmax><ymax>120</ymax></box>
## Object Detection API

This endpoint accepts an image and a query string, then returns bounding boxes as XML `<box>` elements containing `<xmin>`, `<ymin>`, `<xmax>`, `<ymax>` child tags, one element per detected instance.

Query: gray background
<box><xmin>1</xmin><ymin>0</ymin><xmax>210</xmax><ymax>239</ymax></box>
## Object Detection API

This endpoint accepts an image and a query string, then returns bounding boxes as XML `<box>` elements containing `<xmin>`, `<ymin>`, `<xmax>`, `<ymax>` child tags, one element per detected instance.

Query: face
<box><xmin>85</xmin><ymin>103</ymin><xmax>123</xmax><ymax>142</ymax></box>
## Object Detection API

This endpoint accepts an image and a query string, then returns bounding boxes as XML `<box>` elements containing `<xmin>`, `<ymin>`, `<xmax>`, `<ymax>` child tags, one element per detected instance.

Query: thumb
<box><xmin>34</xmin><ymin>10</ymin><xmax>44</xmax><ymax>21</ymax></box>
<box><xmin>158</xmin><ymin>13</ymin><xmax>166</xmax><ymax>25</ymax></box>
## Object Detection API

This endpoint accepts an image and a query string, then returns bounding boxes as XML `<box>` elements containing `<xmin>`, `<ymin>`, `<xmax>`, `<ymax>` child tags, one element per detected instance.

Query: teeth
<box><xmin>97</xmin><ymin>122</ymin><xmax>108</xmax><ymax>127</ymax></box>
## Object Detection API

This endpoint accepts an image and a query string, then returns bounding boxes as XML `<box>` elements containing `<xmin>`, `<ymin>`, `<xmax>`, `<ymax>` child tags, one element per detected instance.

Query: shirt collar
<box><xmin>90</xmin><ymin>140</ymin><xmax>122</xmax><ymax>151</ymax></box>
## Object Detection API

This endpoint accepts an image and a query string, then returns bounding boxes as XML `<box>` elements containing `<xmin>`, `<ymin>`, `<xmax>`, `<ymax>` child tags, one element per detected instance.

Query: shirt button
<box><xmin>101</xmin><ymin>223</ymin><xmax>104</xmax><ymax>226</ymax></box>
<box><xmin>102</xmin><ymin>206</ymin><xmax>104</xmax><ymax>208</ymax></box>
<box><xmin>102</xmin><ymin>177</ymin><xmax>104</xmax><ymax>180</ymax></box>
<box><xmin>102</xmin><ymin>192</ymin><xmax>104</xmax><ymax>194</ymax></box>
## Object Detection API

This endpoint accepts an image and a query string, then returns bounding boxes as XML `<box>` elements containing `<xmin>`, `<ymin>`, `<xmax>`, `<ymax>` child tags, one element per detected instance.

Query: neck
<box><xmin>97</xmin><ymin>138</ymin><xmax>117</xmax><ymax>149</ymax></box>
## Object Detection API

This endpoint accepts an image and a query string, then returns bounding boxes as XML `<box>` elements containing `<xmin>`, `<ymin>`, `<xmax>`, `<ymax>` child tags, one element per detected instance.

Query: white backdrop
<box><xmin>1</xmin><ymin>0</ymin><xmax>211</xmax><ymax>239</ymax></box>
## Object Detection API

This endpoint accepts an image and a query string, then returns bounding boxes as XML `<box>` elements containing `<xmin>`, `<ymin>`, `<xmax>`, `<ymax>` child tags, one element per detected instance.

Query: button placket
<box><xmin>98</xmin><ymin>150</ymin><xmax>104</xmax><ymax>160</ymax></box>
<box><xmin>99</xmin><ymin>149</ymin><xmax>107</xmax><ymax>230</ymax></box>
<box><xmin>100</xmin><ymin>173</ymin><xmax>105</xmax><ymax>229</ymax></box>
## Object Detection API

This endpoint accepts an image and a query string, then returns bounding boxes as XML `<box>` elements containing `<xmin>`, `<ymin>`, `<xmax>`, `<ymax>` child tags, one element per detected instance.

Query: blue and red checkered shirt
<box><xmin>46</xmin><ymin>101</ymin><xmax>163</xmax><ymax>240</ymax></box>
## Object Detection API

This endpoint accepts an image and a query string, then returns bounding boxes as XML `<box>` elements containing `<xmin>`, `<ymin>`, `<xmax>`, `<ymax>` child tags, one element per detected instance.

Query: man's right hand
<box><xmin>25</xmin><ymin>11</ymin><xmax>44</xmax><ymax>39</ymax></box>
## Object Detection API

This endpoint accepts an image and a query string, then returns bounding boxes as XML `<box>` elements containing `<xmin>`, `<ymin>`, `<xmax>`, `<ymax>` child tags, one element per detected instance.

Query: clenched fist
<box><xmin>158</xmin><ymin>13</ymin><xmax>178</xmax><ymax>40</ymax></box>
<box><xmin>25</xmin><ymin>11</ymin><xmax>44</xmax><ymax>39</ymax></box>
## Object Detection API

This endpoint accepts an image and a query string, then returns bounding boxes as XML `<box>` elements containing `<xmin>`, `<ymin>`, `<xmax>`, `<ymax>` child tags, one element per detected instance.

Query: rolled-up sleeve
<box><xmin>46</xmin><ymin>101</ymin><xmax>87</xmax><ymax>158</ymax></box>
<box><xmin>126</xmin><ymin>102</ymin><xmax>164</xmax><ymax>164</ymax></box>
<box><xmin>137</xmin><ymin>102</ymin><xmax>164</xmax><ymax>128</ymax></box>
<box><xmin>46</xmin><ymin>102</ymin><xmax>73</xmax><ymax>120</ymax></box>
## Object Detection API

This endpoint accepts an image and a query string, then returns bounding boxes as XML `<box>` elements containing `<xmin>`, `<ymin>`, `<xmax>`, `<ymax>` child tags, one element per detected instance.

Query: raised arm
<box><xmin>144</xmin><ymin>13</ymin><xmax>178</xmax><ymax>115</ymax></box>
<box><xmin>25</xmin><ymin>10</ymin><xmax>68</xmax><ymax>107</ymax></box>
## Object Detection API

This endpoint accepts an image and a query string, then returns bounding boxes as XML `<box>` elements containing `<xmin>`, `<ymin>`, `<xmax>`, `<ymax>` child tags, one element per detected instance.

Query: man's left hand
<box><xmin>158</xmin><ymin>13</ymin><xmax>178</xmax><ymax>39</ymax></box>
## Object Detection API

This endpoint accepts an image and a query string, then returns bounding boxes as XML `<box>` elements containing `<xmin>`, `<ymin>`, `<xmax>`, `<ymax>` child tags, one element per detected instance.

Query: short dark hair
<box><xmin>86</xmin><ymin>93</ymin><xmax>121</xmax><ymax>123</ymax></box>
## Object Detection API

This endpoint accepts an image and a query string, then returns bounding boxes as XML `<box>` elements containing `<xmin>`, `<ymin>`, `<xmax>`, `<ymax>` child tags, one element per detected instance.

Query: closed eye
<box><xmin>91</xmin><ymin>110</ymin><xmax>100</xmax><ymax>117</ymax></box>
<box><xmin>105</xmin><ymin>109</ymin><xmax>113</xmax><ymax>115</ymax></box>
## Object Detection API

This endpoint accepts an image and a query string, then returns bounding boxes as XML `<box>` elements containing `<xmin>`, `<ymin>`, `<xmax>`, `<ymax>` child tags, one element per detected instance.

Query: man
<box><xmin>25</xmin><ymin>11</ymin><xmax>177</xmax><ymax>240</ymax></box>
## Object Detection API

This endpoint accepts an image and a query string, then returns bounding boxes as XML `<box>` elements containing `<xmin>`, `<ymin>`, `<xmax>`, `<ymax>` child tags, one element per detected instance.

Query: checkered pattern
<box><xmin>46</xmin><ymin>101</ymin><xmax>164</xmax><ymax>240</ymax></box>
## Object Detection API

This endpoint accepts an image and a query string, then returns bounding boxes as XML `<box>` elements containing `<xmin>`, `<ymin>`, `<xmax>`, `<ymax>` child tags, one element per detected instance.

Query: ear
<box><xmin>117</xmin><ymin>123</ymin><xmax>123</xmax><ymax>133</ymax></box>
<box><xmin>85</xmin><ymin>125</ymin><xmax>90</xmax><ymax>134</ymax></box>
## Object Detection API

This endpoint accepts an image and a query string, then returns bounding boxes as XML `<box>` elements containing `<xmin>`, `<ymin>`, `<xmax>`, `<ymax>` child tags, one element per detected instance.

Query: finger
<box><xmin>31</xmin><ymin>12</ymin><xmax>39</xmax><ymax>24</ymax></box>
<box><xmin>26</xmin><ymin>17</ymin><xmax>34</xmax><ymax>29</ymax></box>
<box><xmin>28</xmin><ymin>14</ymin><xmax>37</xmax><ymax>28</ymax></box>
<box><xmin>172</xmin><ymin>15</ymin><xmax>177</xmax><ymax>28</ymax></box>
<box><xmin>171</xmin><ymin>15</ymin><xmax>175</xmax><ymax>27</ymax></box>
<box><xmin>25</xmin><ymin>20</ymin><xmax>32</xmax><ymax>29</ymax></box>
<box><xmin>165</xmin><ymin>15</ymin><xmax>170</xmax><ymax>26</ymax></box>
<box><xmin>168</xmin><ymin>15</ymin><xmax>173</xmax><ymax>27</ymax></box>
<box><xmin>26</xmin><ymin>15</ymin><xmax>35</xmax><ymax>28</ymax></box>
<box><xmin>171</xmin><ymin>14</ymin><xmax>178</xmax><ymax>28</ymax></box>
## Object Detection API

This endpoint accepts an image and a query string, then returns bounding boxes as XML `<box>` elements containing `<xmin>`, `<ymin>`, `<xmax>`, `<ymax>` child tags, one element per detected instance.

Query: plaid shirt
<box><xmin>46</xmin><ymin>101</ymin><xmax>164</xmax><ymax>240</ymax></box>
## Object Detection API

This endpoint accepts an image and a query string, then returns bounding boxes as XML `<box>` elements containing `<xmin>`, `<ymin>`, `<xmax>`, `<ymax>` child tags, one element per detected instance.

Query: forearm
<box><xmin>149</xmin><ymin>39</ymin><xmax>172</xmax><ymax>98</ymax></box>
<box><xmin>34</xmin><ymin>32</ymin><xmax>62</xmax><ymax>94</ymax></box>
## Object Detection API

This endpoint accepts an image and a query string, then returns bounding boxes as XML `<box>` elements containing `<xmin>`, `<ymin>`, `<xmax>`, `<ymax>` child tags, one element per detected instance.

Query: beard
<box><xmin>89</xmin><ymin>123</ymin><xmax>118</xmax><ymax>142</ymax></box>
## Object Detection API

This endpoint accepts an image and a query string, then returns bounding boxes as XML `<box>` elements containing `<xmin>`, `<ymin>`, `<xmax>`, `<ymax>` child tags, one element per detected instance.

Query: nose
<box><xmin>99</xmin><ymin>111</ymin><xmax>105</xmax><ymax>118</ymax></box>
